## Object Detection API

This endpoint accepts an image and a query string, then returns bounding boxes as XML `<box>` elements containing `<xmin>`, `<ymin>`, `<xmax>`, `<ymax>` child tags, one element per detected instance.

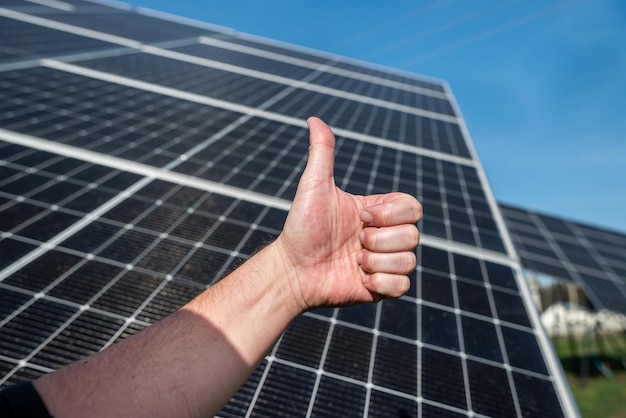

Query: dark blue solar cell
<box><xmin>0</xmin><ymin>203</ymin><xmax>45</xmax><ymax>231</ymax></box>
<box><xmin>136</xmin><ymin>205</ymin><xmax>187</xmax><ymax>232</ymax></box>
<box><xmin>420</xmin><ymin>270</ymin><xmax>454</xmax><ymax>307</ymax></box>
<box><xmin>176</xmin><ymin>247</ymin><xmax>231</xmax><ymax>284</ymax></box>
<box><xmin>4</xmin><ymin>250</ymin><xmax>82</xmax><ymax>292</ymax></box>
<box><xmin>102</xmin><ymin>198</ymin><xmax>154</xmax><ymax>224</ymax></box>
<box><xmin>373</xmin><ymin>336</ymin><xmax>417</xmax><ymax>395</ymax></box>
<box><xmin>420</xmin><ymin>246</ymin><xmax>449</xmax><ymax>273</ymax></box>
<box><xmin>456</xmin><ymin>280</ymin><xmax>492</xmax><ymax>317</ymax></box>
<box><xmin>60</xmin><ymin>221</ymin><xmax>121</xmax><ymax>253</ymax></box>
<box><xmin>98</xmin><ymin>229</ymin><xmax>155</xmax><ymax>264</ymax></box>
<box><xmin>422</xmin><ymin>306</ymin><xmax>459</xmax><ymax>351</ymax></box>
<box><xmin>275</xmin><ymin>316</ymin><xmax>329</xmax><ymax>368</ymax></box>
<box><xmin>205</xmin><ymin>221</ymin><xmax>249</xmax><ymax>251</ymax></box>
<box><xmin>0</xmin><ymin>238</ymin><xmax>36</xmax><ymax>270</ymax></box>
<box><xmin>228</xmin><ymin>200</ymin><xmax>266</xmax><ymax>223</ymax></box>
<box><xmin>91</xmin><ymin>270</ymin><xmax>163</xmax><ymax>317</ymax></box>
<box><xmin>337</xmin><ymin>303</ymin><xmax>376</xmax><ymax>328</ymax></box>
<box><xmin>369</xmin><ymin>390</ymin><xmax>417</xmax><ymax>418</ymax></box>
<box><xmin>30</xmin><ymin>181</ymin><xmax>83</xmax><ymax>204</ymax></box>
<box><xmin>492</xmin><ymin>290</ymin><xmax>531</xmax><ymax>327</ymax></box>
<box><xmin>467</xmin><ymin>360</ymin><xmax>517</xmax><ymax>417</ymax></box>
<box><xmin>240</xmin><ymin>229</ymin><xmax>278</xmax><ymax>255</ymax></box>
<box><xmin>501</xmin><ymin>326</ymin><xmax>548</xmax><ymax>375</ymax></box>
<box><xmin>485</xmin><ymin>261</ymin><xmax>518</xmax><ymax>290</ymax></box>
<box><xmin>479</xmin><ymin>231</ymin><xmax>506</xmax><ymax>253</ymax></box>
<box><xmin>0</xmin><ymin>299</ymin><xmax>77</xmax><ymax>359</ymax></box>
<box><xmin>310</xmin><ymin>376</ymin><xmax>366</xmax><ymax>418</ymax></box>
<box><xmin>453</xmin><ymin>253</ymin><xmax>483</xmax><ymax>283</ymax></box>
<box><xmin>514</xmin><ymin>372</ymin><xmax>565</xmax><ymax>418</ymax></box>
<box><xmin>0</xmin><ymin>166</ymin><xmax>19</xmax><ymax>183</ymax></box>
<box><xmin>0</xmin><ymin>288</ymin><xmax>31</xmax><ymax>323</ymax></box>
<box><xmin>169</xmin><ymin>213</ymin><xmax>215</xmax><ymax>242</ymax></box>
<box><xmin>0</xmin><ymin>174</ymin><xmax>48</xmax><ymax>196</ymax></box>
<box><xmin>18</xmin><ymin>211</ymin><xmax>80</xmax><ymax>242</ymax></box>
<box><xmin>64</xmin><ymin>188</ymin><xmax>117</xmax><ymax>213</ymax></box>
<box><xmin>324</xmin><ymin>325</ymin><xmax>372</xmax><ymax>382</ymax></box>
<box><xmin>421</xmin><ymin>218</ymin><xmax>447</xmax><ymax>239</ymax></box>
<box><xmin>421</xmin><ymin>348</ymin><xmax>466</xmax><ymax>409</ymax></box>
<box><xmin>421</xmin><ymin>403</ymin><xmax>466</xmax><ymax>418</ymax></box>
<box><xmin>100</xmin><ymin>171</ymin><xmax>143</xmax><ymax>191</ymax></box>
<box><xmin>48</xmin><ymin>260</ymin><xmax>123</xmax><ymax>304</ymax></box>
<box><xmin>380</xmin><ymin>298</ymin><xmax>417</xmax><ymax>339</ymax></box>
<box><xmin>451</xmin><ymin>225</ymin><xmax>476</xmax><ymax>246</ymax></box>
<box><xmin>136</xmin><ymin>239</ymin><xmax>193</xmax><ymax>274</ymax></box>
<box><xmin>461</xmin><ymin>316</ymin><xmax>503</xmax><ymax>362</ymax></box>
<box><xmin>251</xmin><ymin>362</ymin><xmax>316</xmax><ymax>418</ymax></box>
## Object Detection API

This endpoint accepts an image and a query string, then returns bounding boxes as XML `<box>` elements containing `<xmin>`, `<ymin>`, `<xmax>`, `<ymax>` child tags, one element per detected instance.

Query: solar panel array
<box><xmin>0</xmin><ymin>1</ymin><xmax>578</xmax><ymax>417</ymax></box>
<box><xmin>500</xmin><ymin>204</ymin><xmax>626</xmax><ymax>316</ymax></box>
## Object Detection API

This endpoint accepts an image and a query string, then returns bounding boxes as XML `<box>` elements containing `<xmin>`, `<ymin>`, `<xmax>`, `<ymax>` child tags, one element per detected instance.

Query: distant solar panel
<box><xmin>500</xmin><ymin>203</ymin><xmax>626</xmax><ymax>316</ymax></box>
<box><xmin>0</xmin><ymin>1</ymin><xmax>578</xmax><ymax>417</ymax></box>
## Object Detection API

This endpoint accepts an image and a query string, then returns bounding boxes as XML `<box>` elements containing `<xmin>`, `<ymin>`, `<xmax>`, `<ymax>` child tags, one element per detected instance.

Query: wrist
<box><xmin>182</xmin><ymin>241</ymin><xmax>306</xmax><ymax>365</ymax></box>
<box><xmin>268</xmin><ymin>237</ymin><xmax>311</xmax><ymax>315</ymax></box>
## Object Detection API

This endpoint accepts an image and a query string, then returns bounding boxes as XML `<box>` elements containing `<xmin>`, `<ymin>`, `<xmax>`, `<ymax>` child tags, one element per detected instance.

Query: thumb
<box><xmin>303</xmin><ymin>117</ymin><xmax>336</xmax><ymax>184</ymax></box>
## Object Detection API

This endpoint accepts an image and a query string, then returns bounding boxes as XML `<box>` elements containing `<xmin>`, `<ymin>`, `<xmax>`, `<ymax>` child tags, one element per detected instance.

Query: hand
<box><xmin>275</xmin><ymin>117</ymin><xmax>422</xmax><ymax>311</ymax></box>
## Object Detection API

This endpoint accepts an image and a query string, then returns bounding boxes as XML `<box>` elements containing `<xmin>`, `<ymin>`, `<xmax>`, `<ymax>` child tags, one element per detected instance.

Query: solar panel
<box><xmin>500</xmin><ymin>203</ymin><xmax>626</xmax><ymax>316</ymax></box>
<box><xmin>0</xmin><ymin>1</ymin><xmax>579</xmax><ymax>417</ymax></box>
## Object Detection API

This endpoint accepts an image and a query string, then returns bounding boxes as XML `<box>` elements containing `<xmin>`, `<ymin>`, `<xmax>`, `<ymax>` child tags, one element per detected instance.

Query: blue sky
<box><xmin>124</xmin><ymin>0</ymin><xmax>626</xmax><ymax>233</ymax></box>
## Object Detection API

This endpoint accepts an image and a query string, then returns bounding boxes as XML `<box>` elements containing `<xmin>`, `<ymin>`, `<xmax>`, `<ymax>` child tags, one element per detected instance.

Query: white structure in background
<box><xmin>541</xmin><ymin>302</ymin><xmax>626</xmax><ymax>337</ymax></box>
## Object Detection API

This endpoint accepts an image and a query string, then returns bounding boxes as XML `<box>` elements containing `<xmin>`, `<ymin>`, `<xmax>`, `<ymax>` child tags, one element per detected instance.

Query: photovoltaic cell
<box><xmin>275</xmin><ymin>316</ymin><xmax>329</xmax><ymax>368</ymax></box>
<box><xmin>0</xmin><ymin>1</ymin><xmax>578</xmax><ymax>417</ymax></box>
<box><xmin>310</xmin><ymin>375</ymin><xmax>367</xmax><ymax>418</ymax></box>
<box><xmin>501</xmin><ymin>203</ymin><xmax>626</xmax><ymax>315</ymax></box>
<box><xmin>467</xmin><ymin>360</ymin><xmax>517</xmax><ymax>417</ymax></box>
<box><xmin>421</xmin><ymin>348</ymin><xmax>466</xmax><ymax>410</ymax></box>
<box><xmin>323</xmin><ymin>325</ymin><xmax>372</xmax><ymax>382</ymax></box>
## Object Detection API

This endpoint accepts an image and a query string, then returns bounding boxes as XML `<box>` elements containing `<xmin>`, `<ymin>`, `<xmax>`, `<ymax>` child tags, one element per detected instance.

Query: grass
<box><xmin>553</xmin><ymin>334</ymin><xmax>626</xmax><ymax>418</ymax></box>
<box><xmin>567</xmin><ymin>371</ymin><xmax>626</xmax><ymax>418</ymax></box>
<box><xmin>553</xmin><ymin>333</ymin><xmax>626</xmax><ymax>358</ymax></box>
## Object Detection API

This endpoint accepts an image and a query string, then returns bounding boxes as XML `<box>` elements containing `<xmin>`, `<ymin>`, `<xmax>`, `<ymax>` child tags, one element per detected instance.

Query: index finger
<box><xmin>360</xmin><ymin>194</ymin><xmax>422</xmax><ymax>227</ymax></box>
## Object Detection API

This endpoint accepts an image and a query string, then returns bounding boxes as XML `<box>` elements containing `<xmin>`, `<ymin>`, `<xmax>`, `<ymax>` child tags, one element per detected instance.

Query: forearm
<box><xmin>34</xmin><ymin>242</ymin><xmax>302</xmax><ymax>418</ymax></box>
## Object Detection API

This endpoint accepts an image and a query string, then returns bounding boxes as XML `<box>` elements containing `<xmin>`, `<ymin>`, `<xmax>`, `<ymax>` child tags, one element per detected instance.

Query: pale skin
<box><xmin>33</xmin><ymin>117</ymin><xmax>422</xmax><ymax>417</ymax></box>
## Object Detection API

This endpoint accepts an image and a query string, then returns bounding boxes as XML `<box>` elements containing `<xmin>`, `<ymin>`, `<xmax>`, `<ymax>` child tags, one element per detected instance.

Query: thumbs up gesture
<box><xmin>276</xmin><ymin>117</ymin><xmax>422</xmax><ymax>311</ymax></box>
